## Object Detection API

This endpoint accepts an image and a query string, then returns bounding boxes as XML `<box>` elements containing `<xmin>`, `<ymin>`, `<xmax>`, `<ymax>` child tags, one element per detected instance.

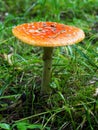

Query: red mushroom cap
<box><xmin>12</xmin><ymin>22</ymin><xmax>85</xmax><ymax>47</ymax></box>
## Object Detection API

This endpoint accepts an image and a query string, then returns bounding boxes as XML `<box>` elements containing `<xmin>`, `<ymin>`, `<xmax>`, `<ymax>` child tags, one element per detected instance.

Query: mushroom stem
<box><xmin>41</xmin><ymin>47</ymin><xmax>53</xmax><ymax>94</ymax></box>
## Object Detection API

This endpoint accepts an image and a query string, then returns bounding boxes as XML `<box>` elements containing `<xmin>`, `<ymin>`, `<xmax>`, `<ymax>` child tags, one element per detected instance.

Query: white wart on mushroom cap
<box><xmin>12</xmin><ymin>22</ymin><xmax>85</xmax><ymax>47</ymax></box>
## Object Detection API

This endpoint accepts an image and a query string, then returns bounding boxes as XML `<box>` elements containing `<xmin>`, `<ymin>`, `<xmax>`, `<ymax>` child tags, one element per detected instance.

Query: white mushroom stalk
<box><xmin>41</xmin><ymin>47</ymin><xmax>53</xmax><ymax>94</ymax></box>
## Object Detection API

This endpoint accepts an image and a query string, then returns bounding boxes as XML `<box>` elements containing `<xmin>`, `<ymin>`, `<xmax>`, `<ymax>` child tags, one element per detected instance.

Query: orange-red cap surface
<box><xmin>12</xmin><ymin>22</ymin><xmax>85</xmax><ymax>47</ymax></box>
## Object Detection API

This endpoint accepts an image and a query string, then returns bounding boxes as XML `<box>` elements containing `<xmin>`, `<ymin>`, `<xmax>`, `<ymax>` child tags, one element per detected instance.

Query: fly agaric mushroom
<box><xmin>12</xmin><ymin>22</ymin><xmax>85</xmax><ymax>94</ymax></box>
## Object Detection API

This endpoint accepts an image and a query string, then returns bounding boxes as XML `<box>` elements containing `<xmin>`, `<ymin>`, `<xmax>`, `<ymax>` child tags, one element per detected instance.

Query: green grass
<box><xmin>0</xmin><ymin>0</ymin><xmax>98</xmax><ymax>130</ymax></box>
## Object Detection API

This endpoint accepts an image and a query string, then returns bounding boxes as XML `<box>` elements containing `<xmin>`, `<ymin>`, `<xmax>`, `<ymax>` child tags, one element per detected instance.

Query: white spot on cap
<box><xmin>67</xmin><ymin>34</ymin><xmax>72</xmax><ymax>37</ymax></box>
<box><xmin>28</xmin><ymin>29</ymin><xmax>39</xmax><ymax>33</ymax></box>
<box><xmin>73</xmin><ymin>32</ymin><xmax>77</xmax><ymax>35</ymax></box>
<box><xmin>29</xmin><ymin>30</ymin><xmax>34</xmax><ymax>33</ymax></box>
